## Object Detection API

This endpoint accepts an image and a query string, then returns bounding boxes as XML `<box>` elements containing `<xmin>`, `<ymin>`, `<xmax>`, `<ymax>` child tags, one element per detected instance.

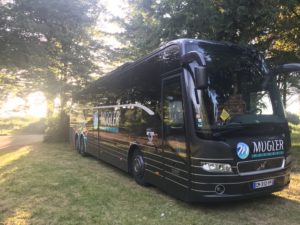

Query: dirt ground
<box><xmin>0</xmin><ymin>135</ymin><xmax>43</xmax><ymax>150</ymax></box>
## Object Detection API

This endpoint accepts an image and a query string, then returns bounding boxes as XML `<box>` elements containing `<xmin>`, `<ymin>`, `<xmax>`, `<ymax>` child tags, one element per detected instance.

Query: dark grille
<box><xmin>238</xmin><ymin>158</ymin><xmax>284</xmax><ymax>174</ymax></box>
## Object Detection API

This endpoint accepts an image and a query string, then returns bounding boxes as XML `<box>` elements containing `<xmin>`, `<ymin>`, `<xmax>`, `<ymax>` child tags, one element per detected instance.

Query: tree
<box><xmin>0</xmin><ymin>1</ymin><xmax>48</xmax><ymax>104</ymax></box>
<box><xmin>0</xmin><ymin>0</ymin><xmax>103</xmax><ymax>141</ymax></box>
<box><xmin>0</xmin><ymin>0</ymin><xmax>100</xmax><ymax>100</ymax></box>
<box><xmin>114</xmin><ymin>0</ymin><xmax>281</xmax><ymax>56</ymax></box>
<box><xmin>113</xmin><ymin>0</ymin><xmax>300</xmax><ymax>108</ymax></box>
<box><xmin>265</xmin><ymin>1</ymin><xmax>300</xmax><ymax>107</ymax></box>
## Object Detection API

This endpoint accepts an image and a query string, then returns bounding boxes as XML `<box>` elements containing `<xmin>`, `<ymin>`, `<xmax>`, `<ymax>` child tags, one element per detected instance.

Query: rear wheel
<box><xmin>75</xmin><ymin>136</ymin><xmax>80</xmax><ymax>153</ymax></box>
<box><xmin>132</xmin><ymin>150</ymin><xmax>148</xmax><ymax>186</ymax></box>
<box><xmin>79</xmin><ymin>137</ymin><xmax>87</xmax><ymax>156</ymax></box>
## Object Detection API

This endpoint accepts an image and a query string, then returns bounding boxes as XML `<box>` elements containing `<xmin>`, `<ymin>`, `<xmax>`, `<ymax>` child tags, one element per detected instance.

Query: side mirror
<box><xmin>181</xmin><ymin>51</ymin><xmax>207</xmax><ymax>89</ymax></box>
<box><xmin>181</xmin><ymin>51</ymin><xmax>206</xmax><ymax>66</ymax></box>
<box><xmin>272</xmin><ymin>63</ymin><xmax>300</xmax><ymax>74</ymax></box>
<box><xmin>194</xmin><ymin>67</ymin><xmax>208</xmax><ymax>89</ymax></box>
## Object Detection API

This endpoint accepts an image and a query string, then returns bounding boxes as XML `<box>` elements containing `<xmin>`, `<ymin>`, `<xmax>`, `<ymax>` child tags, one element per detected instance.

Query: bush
<box><xmin>15</xmin><ymin>118</ymin><xmax>46</xmax><ymax>134</ymax></box>
<box><xmin>0</xmin><ymin>117</ymin><xmax>45</xmax><ymax>135</ymax></box>
<box><xmin>286</xmin><ymin>112</ymin><xmax>300</xmax><ymax>125</ymax></box>
<box><xmin>44</xmin><ymin>113</ymin><xmax>70</xmax><ymax>142</ymax></box>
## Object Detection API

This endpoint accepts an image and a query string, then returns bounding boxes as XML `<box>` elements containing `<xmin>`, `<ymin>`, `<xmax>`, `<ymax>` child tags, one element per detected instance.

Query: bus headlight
<box><xmin>200</xmin><ymin>162</ymin><xmax>232</xmax><ymax>173</ymax></box>
<box><xmin>286</xmin><ymin>155</ymin><xmax>292</xmax><ymax>165</ymax></box>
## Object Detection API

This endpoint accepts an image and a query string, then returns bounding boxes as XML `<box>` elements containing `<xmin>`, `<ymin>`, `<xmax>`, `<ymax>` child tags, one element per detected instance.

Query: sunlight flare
<box><xmin>0</xmin><ymin>146</ymin><xmax>32</xmax><ymax>169</ymax></box>
<box><xmin>4</xmin><ymin>209</ymin><xmax>31</xmax><ymax>225</ymax></box>
<box><xmin>0</xmin><ymin>92</ymin><xmax>47</xmax><ymax>118</ymax></box>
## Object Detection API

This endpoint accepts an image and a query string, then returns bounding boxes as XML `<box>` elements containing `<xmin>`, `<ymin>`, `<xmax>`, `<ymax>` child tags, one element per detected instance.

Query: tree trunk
<box><xmin>47</xmin><ymin>98</ymin><xmax>55</xmax><ymax>119</ymax></box>
<box><xmin>59</xmin><ymin>90</ymin><xmax>70</xmax><ymax>142</ymax></box>
<box><xmin>59</xmin><ymin>60</ymin><xmax>70</xmax><ymax>142</ymax></box>
<box><xmin>282</xmin><ymin>74</ymin><xmax>288</xmax><ymax>109</ymax></box>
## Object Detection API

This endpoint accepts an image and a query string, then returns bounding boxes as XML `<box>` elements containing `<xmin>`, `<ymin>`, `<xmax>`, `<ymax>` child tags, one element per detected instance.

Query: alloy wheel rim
<box><xmin>134</xmin><ymin>155</ymin><xmax>144</xmax><ymax>177</ymax></box>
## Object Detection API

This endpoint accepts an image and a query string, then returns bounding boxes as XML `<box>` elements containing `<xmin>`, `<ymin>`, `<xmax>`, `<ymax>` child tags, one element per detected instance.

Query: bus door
<box><xmin>162</xmin><ymin>75</ymin><xmax>189</xmax><ymax>195</ymax></box>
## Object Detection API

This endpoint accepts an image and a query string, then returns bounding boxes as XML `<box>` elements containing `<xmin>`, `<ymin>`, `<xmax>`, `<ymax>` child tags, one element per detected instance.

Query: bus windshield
<box><xmin>187</xmin><ymin>42</ymin><xmax>282</xmax><ymax>130</ymax></box>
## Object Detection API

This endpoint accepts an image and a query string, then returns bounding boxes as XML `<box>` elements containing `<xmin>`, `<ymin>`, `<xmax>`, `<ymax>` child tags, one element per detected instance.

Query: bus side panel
<box><xmin>98</xmin><ymin>146</ymin><xmax>127</xmax><ymax>171</ymax></box>
<box><xmin>143</xmin><ymin>145</ymin><xmax>165</xmax><ymax>189</ymax></box>
<box><xmin>98</xmin><ymin>108</ymin><xmax>128</xmax><ymax>172</ymax></box>
<box><xmin>98</xmin><ymin>135</ymin><xmax>128</xmax><ymax>171</ymax></box>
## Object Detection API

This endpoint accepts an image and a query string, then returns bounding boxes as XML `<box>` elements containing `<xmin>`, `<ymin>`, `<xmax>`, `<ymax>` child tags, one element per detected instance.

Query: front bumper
<box><xmin>187</xmin><ymin>166</ymin><xmax>291</xmax><ymax>202</ymax></box>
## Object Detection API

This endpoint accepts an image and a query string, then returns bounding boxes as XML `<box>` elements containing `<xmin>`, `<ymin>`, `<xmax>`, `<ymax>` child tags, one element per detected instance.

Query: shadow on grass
<box><xmin>0</xmin><ymin>117</ymin><xmax>45</xmax><ymax>136</ymax></box>
<box><xmin>13</xmin><ymin>119</ymin><xmax>45</xmax><ymax>135</ymax></box>
<box><xmin>0</xmin><ymin>145</ymin><xmax>33</xmax><ymax>170</ymax></box>
<box><xmin>0</xmin><ymin>135</ymin><xmax>44</xmax><ymax>153</ymax></box>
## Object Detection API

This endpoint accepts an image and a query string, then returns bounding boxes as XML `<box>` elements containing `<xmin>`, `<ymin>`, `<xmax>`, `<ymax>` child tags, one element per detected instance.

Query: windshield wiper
<box><xmin>212</xmin><ymin>124</ymin><xmax>246</xmax><ymax>137</ymax></box>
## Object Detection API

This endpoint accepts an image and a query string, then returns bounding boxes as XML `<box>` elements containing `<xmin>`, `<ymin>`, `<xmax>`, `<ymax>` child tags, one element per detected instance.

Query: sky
<box><xmin>0</xmin><ymin>0</ymin><xmax>127</xmax><ymax>119</ymax></box>
<box><xmin>0</xmin><ymin>92</ymin><xmax>47</xmax><ymax>118</ymax></box>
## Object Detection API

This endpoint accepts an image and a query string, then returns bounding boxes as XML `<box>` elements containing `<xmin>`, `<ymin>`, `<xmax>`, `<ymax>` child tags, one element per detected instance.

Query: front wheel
<box><xmin>132</xmin><ymin>150</ymin><xmax>148</xmax><ymax>186</ymax></box>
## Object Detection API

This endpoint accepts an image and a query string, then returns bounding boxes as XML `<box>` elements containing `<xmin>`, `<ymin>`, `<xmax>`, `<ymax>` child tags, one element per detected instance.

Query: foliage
<box><xmin>14</xmin><ymin>118</ymin><xmax>45</xmax><ymax>135</ymax></box>
<box><xmin>0</xmin><ymin>0</ymin><xmax>103</xmax><ymax>111</ymax></box>
<box><xmin>286</xmin><ymin>112</ymin><xmax>300</xmax><ymax>125</ymax></box>
<box><xmin>115</xmin><ymin>0</ymin><xmax>280</xmax><ymax>56</ymax></box>
<box><xmin>1</xmin><ymin>0</ymin><xmax>300</xmax><ymax>140</ymax></box>
<box><xmin>1</xmin><ymin>0</ymin><xmax>105</xmax><ymax>141</ymax></box>
<box><xmin>43</xmin><ymin>112</ymin><xmax>69</xmax><ymax>142</ymax></box>
<box><xmin>0</xmin><ymin>1</ymin><xmax>47</xmax><ymax>69</ymax></box>
<box><xmin>114</xmin><ymin>0</ymin><xmax>300</xmax><ymax>107</ymax></box>
<box><xmin>0</xmin><ymin>116</ymin><xmax>45</xmax><ymax>135</ymax></box>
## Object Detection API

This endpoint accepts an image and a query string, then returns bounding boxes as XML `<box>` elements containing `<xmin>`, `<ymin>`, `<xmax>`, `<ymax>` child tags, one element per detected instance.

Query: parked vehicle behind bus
<box><xmin>70</xmin><ymin>39</ymin><xmax>300</xmax><ymax>202</ymax></box>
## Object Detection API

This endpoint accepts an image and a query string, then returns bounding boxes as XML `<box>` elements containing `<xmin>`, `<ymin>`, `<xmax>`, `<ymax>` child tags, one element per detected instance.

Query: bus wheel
<box><xmin>79</xmin><ymin>138</ymin><xmax>87</xmax><ymax>156</ymax></box>
<box><xmin>132</xmin><ymin>150</ymin><xmax>148</xmax><ymax>186</ymax></box>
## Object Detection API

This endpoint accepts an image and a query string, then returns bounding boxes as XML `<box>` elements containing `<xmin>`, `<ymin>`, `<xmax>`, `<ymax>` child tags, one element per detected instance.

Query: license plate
<box><xmin>252</xmin><ymin>179</ymin><xmax>274</xmax><ymax>189</ymax></box>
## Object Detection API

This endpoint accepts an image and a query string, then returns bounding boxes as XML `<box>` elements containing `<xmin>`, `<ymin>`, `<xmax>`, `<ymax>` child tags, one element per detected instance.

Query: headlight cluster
<box><xmin>285</xmin><ymin>155</ymin><xmax>292</xmax><ymax>165</ymax></box>
<box><xmin>200</xmin><ymin>162</ymin><xmax>232</xmax><ymax>173</ymax></box>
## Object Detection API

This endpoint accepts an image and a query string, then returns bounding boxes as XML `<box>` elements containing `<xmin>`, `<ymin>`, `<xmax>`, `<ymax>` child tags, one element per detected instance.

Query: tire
<box><xmin>132</xmin><ymin>150</ymin><xmax>148</xmax><ymax>186</ymax></box>
<box><xmin>79</xmin><ymin>137</ymin><xmax>87</xmax><ymax>156</ymax></box>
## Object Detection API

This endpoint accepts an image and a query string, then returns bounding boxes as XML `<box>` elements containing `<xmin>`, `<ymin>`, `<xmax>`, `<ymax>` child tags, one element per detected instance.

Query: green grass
<box><xmin>291</xmin><ymin>124</ymin><xmax>300</xmax><ymax>149</ymax></box>
<box><xmin>0</xmin><ymin>126</ymin><xmax>300</xmax><ymax>225</ymax></box>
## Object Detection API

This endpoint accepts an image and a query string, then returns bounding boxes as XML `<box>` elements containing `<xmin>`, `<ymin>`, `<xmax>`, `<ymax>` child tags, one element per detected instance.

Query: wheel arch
<box><xmin>80</xmin><ymin>133</ymin><xmax>87</xmax><ymax>146</ymax></box>
<box><xmin>76</xmin><ymin>133</ymin><xmax>86</xmax><ymax>149</ymax></box>
<box><xmin>74</xmin><ymin>132</ymin><xmax>80</xmax><ymax>150</ymax></box>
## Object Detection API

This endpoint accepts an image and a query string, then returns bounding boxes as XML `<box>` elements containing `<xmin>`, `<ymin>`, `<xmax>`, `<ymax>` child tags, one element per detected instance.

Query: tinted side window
<box><xmin>162</xmin><ymin>45</ymin><xmax>180</xmax><ymax>73</ymax></box>
<box><xmin>119</xmin><ymin>54</ymin><xmax>162</xmax><ymax>136</ymax></box>
<box><xmin>121</xmin><ymin>54</ymin><xmax>161</xmax><ymax>112</ymax></box>
<box><xmin>163</xmin><ymin>77</ymin><xmax>184</xmax><ymax>130</ymax></box>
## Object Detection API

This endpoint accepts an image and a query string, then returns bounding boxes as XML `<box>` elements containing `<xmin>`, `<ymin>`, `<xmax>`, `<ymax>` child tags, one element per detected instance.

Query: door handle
<box><xmin>156</xmin><ymin>148</ymin><xmax>163</xmax><ymax>153</ymax></box>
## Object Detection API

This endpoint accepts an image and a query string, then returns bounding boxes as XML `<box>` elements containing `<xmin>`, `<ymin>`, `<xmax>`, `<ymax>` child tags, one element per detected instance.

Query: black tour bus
<box><xmin>70</xmin><ymin>38</ymin><xmax>300</xmax><ymax>202</ymax></box>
